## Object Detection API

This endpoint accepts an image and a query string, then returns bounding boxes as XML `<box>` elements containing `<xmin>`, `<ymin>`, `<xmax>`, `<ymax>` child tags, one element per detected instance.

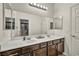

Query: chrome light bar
<box><xmin>29</xmin><ymin>3</ymin><xmax>48</xmax><ymax>11</ymax></box>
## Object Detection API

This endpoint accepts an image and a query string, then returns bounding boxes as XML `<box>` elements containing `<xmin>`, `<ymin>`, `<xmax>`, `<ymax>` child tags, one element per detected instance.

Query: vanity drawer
<box><xmin>1</xmin><ymin>48</ymin><xmax>21</xmax><ymax>56</ymax></box>
<box><xmin>40</xmin><ymin>42</ymin><xmax>47</xmax><ymax>48</ymax></box>
<box><xmin>30</xmin><ymin>44</ymin><xmax>40</xmax><ymax>50</ymax></box>
<box><xmin>22</xmin><ymin>46</ymin><xmax>30</xmax><ymax>54</ymax></box>
<box><xmin>48</xmin><ymin>41</ymin><xmax>53</xmax><ymax>46</ymax></box>
<box><xmin>53</xmin><ymin>39</ymin><xmax>61</xmax><ymax>44</ymax></box>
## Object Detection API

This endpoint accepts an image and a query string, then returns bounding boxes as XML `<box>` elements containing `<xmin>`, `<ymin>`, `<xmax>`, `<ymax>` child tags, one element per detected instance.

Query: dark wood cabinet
<box><xmin>58</xmin><ymin>39</ymin><xmax>64</xmax><ymax>55</ymax></box>
<box><xmin>53</xmin><ymin>39</ymin><xmax>60</xmax><ymax>44</ymax></box>
<box><xmin>48</xmin><ymin>40</ymin><xmax>58</xmax><ymax>56</ymax></box>
<box><xmin>48</xmin><ymin>39</ymin><xmax>64</xmax><ymax>56</ymax></box>
<box><xmin>30</xmin><ymin>44</ymin><xmax>40</xmax><ymax>51</ymax></box>
<box><xmin>22</xmin><ymin>44</ymin><xmax>40</xmax><ymax>56</ymax></box>
<box><xmin>0</xmin><ymin>38</ymin><xmax>64</xmax><ymax>56</ymax></box>
<box><xmin>48</xmin><ymin>45</ymin><xmax>58</xmax><ymax>56</ymax></box>
<box><xmin>40</xmin><ymin>42</ymin><xmax>47</xmax><ymax>48</ymax></box>
<box><xmin>1</xmin><ymin>48</ymin><xmax>21</xmax><ymax>56</ymax></box>
<box><xmin>21</xmin><ymin>46</ymin><xmax>30</xmax><ymax>55</ymax></box>
<box><xmin>33</xmin><ymin>47</ymin><xmax>47</xmax><ymax>56</ymax></box>
<box><xmin>22</xmin><ymin>52</ymin><xmax>30</xmax><ymax>56</ymax></box>
<box><xmin>0</xmin><ymin>53</ymin><xmax>1</xmax><ymax>56</ymax></box>
<box><xmin>48</xmin><ymin>41</ymin><xmax>53</xmax><ymax>46</ymax></box>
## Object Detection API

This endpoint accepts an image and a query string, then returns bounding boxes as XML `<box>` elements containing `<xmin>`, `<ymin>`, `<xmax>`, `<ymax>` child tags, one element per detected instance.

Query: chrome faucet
<box><xmin>23</xmin><ymin>37</ymin><xmax>26</xmax><ymax>41</ymax></box>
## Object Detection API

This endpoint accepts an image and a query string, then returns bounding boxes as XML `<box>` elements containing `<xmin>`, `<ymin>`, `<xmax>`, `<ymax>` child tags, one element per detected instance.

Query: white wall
<box><xmin>54</xmin><ymin>3</ymin><xmax>77</xmax><ymax>55</ymax></box>
<box><xmin>42</xmin><ymin>17</ymin><xmax>54</xmax><ymax>34</ymax></box>
<box><xmin>0</xmin><ymin>4</ymin><xmax>3</xmax><ymax>42</ymax></box>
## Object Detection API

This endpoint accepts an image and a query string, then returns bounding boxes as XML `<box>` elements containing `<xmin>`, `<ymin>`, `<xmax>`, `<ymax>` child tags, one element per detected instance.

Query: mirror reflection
<box><xmin>3</xmin><ymin>3</ymin><xmax>63</xmax><ymax>40</ymax></box>
<box><xmin>53</xmin><ymin>16</ymin><xmax>63</xmax><ymax>29</ymax></box>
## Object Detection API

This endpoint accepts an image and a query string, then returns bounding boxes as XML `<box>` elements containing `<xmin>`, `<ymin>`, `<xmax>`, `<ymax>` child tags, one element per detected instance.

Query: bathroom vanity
<box><xmin>0</xmin><ymin>35</ymin><xmax>64</xmax><ymax>56</ymax></box>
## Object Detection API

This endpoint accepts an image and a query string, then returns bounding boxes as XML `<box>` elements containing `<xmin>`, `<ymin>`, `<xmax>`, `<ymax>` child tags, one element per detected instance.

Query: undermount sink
<box><xmin>36</xmin><ymin>36</ymin><xmax>45</xmax><ymax>39</ymax></box>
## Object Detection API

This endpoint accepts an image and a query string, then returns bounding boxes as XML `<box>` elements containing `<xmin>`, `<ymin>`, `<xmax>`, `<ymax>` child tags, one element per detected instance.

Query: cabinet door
<box><xmin>21</xmin><ymin>53</ymin><xmax>31</xmax><ymax>56</ymax></box>
<box><xmin>58</xmin><ymin>41</ymin><xmax>64</xmax><ymax>55</ymax></box>
<box><xmin>22</xmin><ymin>46</ymin><xmax>30</xmax><ymax>54</ymax></box>
<box><xmin>48</xmin><ymin>45</ymin><xmax>58</xmax><ymax>56</ymax></box>
<box><xmin>33</xmin><ymin>48</ymin><xmax>47</xmax><ymax>56</ymax></box>
<box><xmin>21</xmin><ymin>46</ymin><xmax>33</xmax><ymax>56</ymax></box>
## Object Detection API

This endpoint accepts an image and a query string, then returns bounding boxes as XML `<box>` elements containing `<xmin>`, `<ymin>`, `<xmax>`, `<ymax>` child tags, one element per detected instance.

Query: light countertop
<box><xmin>0</xmin><ymin>34</ymin><xmax>65</xmax><ymax>52</ymax></box>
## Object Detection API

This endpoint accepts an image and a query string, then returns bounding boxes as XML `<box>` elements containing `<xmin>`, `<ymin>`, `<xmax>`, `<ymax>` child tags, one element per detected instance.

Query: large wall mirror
<box><xmin>3</xmin><ymin>3</ymin><xmax>63</xmax><ymax>40</ymax></box>
<box><xmin>3</xmin><ymin>3</ymin><xmax>46</xmax><ymax>40</ymax></box>
<box><xmin>53</xmin><ymin>16</ymin><xmax>63</xmax><ymax>29</ymax></box>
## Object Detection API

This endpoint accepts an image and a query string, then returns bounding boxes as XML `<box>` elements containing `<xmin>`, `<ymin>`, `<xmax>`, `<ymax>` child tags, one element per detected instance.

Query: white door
<box><xmin>71</xmin><ymin>4</ymin><xmax>79</xmax><ymax>56</ymax></box>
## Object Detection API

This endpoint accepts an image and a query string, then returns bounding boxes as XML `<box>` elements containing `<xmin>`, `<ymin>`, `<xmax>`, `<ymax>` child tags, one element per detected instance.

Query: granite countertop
<box><xmin>0</xmin><ymin>34</ymin><xmax>65</xmax><ymax>52</ymax></box>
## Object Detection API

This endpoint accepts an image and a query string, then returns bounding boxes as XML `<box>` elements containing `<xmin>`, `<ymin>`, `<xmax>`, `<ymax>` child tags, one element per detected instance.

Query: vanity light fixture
<box><xmin>29</xmin><ymin>3</ymin><xmax>48</xmax><ymax>11</ymax></box>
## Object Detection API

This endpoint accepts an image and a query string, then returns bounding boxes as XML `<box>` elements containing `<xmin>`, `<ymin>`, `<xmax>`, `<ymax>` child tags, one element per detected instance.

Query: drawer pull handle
<box><xmin>9</xmin><ymin>53</ymin><xmax>18</xmax><ymax>56</ymax></box>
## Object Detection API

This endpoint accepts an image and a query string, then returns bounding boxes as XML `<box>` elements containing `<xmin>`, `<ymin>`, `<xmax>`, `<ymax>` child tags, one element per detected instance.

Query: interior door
<box><xmin>71</xmin><ymin>4</ymin><xmax>79</xmax><ymax>56</ymax></box>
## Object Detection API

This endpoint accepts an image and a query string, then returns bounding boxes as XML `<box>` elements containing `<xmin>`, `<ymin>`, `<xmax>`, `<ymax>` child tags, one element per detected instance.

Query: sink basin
<box><xmin>35</xmin><ymin>35</ymin><xmax>46</xmax><ymax>39</ymax></box>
